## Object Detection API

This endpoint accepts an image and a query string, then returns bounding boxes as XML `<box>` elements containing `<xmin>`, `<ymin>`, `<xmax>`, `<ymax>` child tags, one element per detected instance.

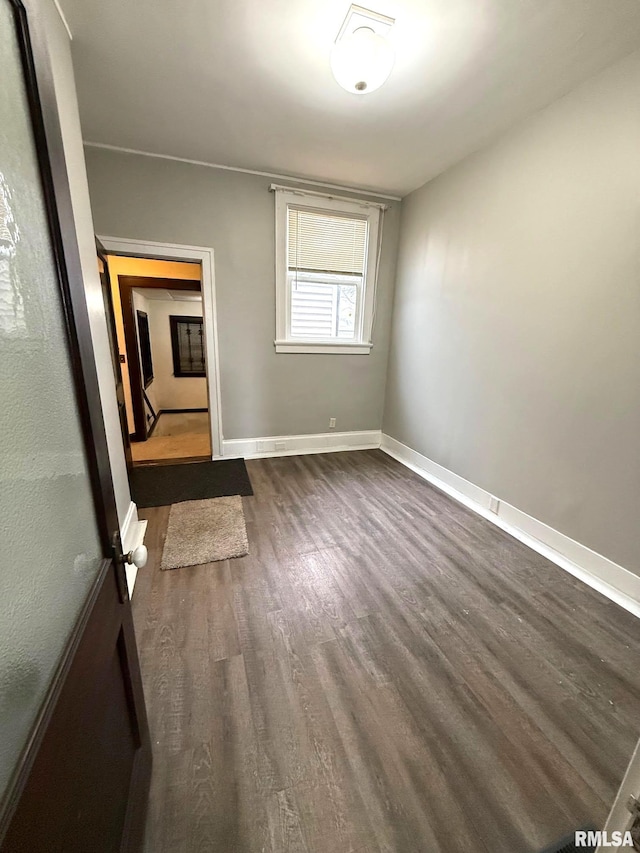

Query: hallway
<box><xmin>131</xmin><ymin>412</ymin><xmax>211</xmax><ymax>463</ymax></box>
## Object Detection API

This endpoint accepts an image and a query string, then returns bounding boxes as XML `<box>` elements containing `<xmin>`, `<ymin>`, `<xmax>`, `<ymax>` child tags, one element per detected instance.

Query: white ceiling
<box><xmin>132</xmin><ymin>288</ymin><xmax>202</xmax><ymax>303</ymax></box>
<box><xmin>60</xmin><ymin>0</ymin><xmax>640</xmax><ymax>196</ymax></box>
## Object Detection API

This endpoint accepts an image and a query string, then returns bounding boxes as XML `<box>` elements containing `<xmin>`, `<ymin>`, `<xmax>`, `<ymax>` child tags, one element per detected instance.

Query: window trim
<box><xmin>274</xmin><ymin>188</ymin><xmax>383</xmax><ymax>354</ymax></box>
<box><xmin>169</xmin><ymin>314</ymin><xmax>206</xmax><ymax>378</ymax></box>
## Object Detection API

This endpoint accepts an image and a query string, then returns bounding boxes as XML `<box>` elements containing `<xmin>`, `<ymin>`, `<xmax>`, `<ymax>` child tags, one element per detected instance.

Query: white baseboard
<box><xmin>222</xmin><ymin>429</ymin><xmax>382</xmax><ymax>460</ymax></box>
<box><xmin>120</xmin><ymin>500</ymin><xmax>147</xmax><ymax>597</ymax></box>
<box><xmin>380</xmin><ymin>434</ymin><xmax>640</xmax><ymax>619</ymax></box>
<box><xmin>120</xmin><ymin>500</ymin><xmax>138</xmax><ymax>548</ymax></box>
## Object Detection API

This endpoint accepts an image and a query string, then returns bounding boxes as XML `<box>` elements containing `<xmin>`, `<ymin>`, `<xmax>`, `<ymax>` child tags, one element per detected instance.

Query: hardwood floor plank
<box><xmin>267</xmin><ymin>788</ymin><xmax>311</xmax><ymax>853</ymax></box>
<box><xmin>133</xmin><ymin>450</ymin><xmax>640</xmax><ymax>852</ymax></box>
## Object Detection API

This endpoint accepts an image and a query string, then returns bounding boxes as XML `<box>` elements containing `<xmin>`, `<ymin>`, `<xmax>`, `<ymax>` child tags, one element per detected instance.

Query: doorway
<box><xmin>100</xmin><ymin>251</ymin><xmax>222</xmax><ymax>467</ymax></box>
<box><xmin>125</xmin><ymin>274</ymin><xmax>210</xmax><ymax>464</ymax></box>
<box><xmin>99</xmin><ymin>236</ymin><xmax>222</xmax><ymax>466</ymax></box>
<box><xmin>107</xmin><ymin>257</ymin><xmax>210</xmax><ymax>463</ymax></box>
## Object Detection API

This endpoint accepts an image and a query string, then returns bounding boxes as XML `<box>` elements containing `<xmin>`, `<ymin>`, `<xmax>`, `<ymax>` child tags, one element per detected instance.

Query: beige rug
<box><xmin>160</xmin><ymin>495</ymin><xmax>248</xmax><ymax>570</ymax></box>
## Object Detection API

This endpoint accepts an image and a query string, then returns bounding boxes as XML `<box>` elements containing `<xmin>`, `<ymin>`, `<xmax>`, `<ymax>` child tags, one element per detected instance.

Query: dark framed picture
<box><xmin>170</xmin><ymin>315</ymin><xmax>206</xmax><ymax>377</ymax></box>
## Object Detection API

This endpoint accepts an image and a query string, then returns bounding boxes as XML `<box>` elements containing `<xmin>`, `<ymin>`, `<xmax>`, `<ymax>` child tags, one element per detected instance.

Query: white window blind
<box><xmin>287</xmin><ymin>208</ymin><xmax>367</xmax><ymax>275</ymax></box>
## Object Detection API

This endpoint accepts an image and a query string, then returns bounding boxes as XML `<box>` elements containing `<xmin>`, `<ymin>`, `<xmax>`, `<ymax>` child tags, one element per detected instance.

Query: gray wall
<box><xmin>84</xmin><ymin>148</ymin><xmax>400</xmax><ymax>440</ymax></box>
<box><xmin>383</xmin><ymin>49</ymin><xmax>640</xmax><ymax>574</ymax></box>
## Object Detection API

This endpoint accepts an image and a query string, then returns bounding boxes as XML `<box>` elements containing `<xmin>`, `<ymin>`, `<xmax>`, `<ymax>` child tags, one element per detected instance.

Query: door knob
<box><xmin>126</xmin><ymin>545</ymin><xmax>148</xmax><ymax>568</ymax></box>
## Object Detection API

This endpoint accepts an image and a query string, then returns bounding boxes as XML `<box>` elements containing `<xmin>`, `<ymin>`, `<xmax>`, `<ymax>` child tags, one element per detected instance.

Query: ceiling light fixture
<box><xmin>331</xmin><ymin>5</ymin><xmax>395</xmax><ymax>95</ymax></box>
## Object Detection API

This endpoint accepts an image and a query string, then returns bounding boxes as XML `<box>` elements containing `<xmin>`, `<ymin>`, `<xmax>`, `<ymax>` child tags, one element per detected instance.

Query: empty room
<box><xmin>1</xmin><ymin>1</ymin><xmax>640</xmax><ymax>852</ymax></box>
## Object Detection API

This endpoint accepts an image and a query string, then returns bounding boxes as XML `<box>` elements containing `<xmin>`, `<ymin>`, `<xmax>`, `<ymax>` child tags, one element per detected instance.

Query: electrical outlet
<box><xmin>488</xmin><ymin>496</ymin><xmax>500</xmax><ymax>514</ymax></box>
<box><xmin>275</xmin><ymin>440</ymin><xmax>287</xmax><ymax>451</ymax></box>
<box><xmin>329</xmin><ymin>417</ymin><xmax>336</xmax><ymax>429</ymax></box>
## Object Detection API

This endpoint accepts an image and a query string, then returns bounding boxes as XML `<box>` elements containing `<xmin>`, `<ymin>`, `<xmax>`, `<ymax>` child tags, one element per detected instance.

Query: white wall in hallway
<box><xmin>146</xmin><ymin>299</ymin><xmax>207</xmax><ymax>411</ymax></box>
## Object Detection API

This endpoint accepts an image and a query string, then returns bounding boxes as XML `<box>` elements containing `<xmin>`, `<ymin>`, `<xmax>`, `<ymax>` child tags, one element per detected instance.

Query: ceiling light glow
<box><xmin>331</xmin><ymin>7</ymin><xmax>395</xmax><ymax>95</ymax></box>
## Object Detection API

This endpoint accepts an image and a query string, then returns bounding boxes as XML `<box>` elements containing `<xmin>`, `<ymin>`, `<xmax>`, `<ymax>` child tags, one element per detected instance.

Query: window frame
<box><xmin>274</xmin><ymin>188</ymin><xmax>383</xmax><ymax>354</ymax></box>
<box><xmin>169</xmin><ymin>314</ymin><xmax>206</xmax><ymax>378</ymax></box>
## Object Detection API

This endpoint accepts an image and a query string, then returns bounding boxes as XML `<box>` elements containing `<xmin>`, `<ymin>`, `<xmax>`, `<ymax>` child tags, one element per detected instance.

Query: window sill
<box><xmin>274</xmin><ymin>340</ymin><xmax>372</xmax><ymax>355</ymax></box>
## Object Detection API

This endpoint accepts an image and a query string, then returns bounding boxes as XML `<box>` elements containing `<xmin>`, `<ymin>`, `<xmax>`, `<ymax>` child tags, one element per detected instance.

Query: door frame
<box><xmin>99</xmin><ymin>236</ymin><xmax>224</xmax><ymax>458</ymax></box>
<box><xmin>97</xmin><ymin>239</ymin><xmax>134</xmax><ymax>473</ymax></box>
<box><xmin>1</xmin><ymin>0</ymin><xmax>151</xmax><ymax>846</ymax></box>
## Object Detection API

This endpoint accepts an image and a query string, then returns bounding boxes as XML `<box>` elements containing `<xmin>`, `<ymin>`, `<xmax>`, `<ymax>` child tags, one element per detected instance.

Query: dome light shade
<box><xmin>331</xmin><ymin>26</ymin><xmax>395</xmax><ymax>94</ymax></box>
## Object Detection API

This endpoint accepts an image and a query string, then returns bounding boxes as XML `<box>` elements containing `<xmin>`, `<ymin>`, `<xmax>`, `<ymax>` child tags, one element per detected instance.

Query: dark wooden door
<box><xmin>98</xmin><ymin>240</ymin><xmax>133</xmax><ymax>472</ymax></box>
<box><xmin>0</xmin><ymin>2</ymin><xmax>150</xmax><ymax>850</ymax></box>
<box><xmin>1</xmin><ymin>562</ymin><xmax>151</xmax><ymax>853</ymax></box>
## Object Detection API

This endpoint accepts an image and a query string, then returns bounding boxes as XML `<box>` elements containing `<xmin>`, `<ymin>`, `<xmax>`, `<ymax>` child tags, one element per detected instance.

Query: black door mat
<box><xmin>540</xmin><ymin>826</ymin><xmax>597</xmax><ymax>852</ymax></box>
<box><xmin>130</xmin><ymin>458</ymin><xmax>253</xmax><ymax>508</ymax></box>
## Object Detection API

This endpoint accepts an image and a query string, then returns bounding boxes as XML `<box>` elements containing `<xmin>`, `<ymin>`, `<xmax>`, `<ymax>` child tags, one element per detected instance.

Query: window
<box><xmin>136</xmin><ymin>310</ymin><xmax>154</xmax><ymax>388</ymax></box>
<box><xmin>273</xmin><ymin>186</ymin><xmax>383</xmax><ymax>354</ymax></box>
<box><xmin>169</xmin><ymin>315</ymin><xmax>206</xmax><ymax>377</ymax></box>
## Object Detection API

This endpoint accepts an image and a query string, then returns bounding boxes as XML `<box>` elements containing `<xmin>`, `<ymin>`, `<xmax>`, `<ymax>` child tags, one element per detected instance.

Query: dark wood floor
<box><xmin>132</xmin><ymin>449</ymin><xmax>640</xmax><ymax>853</ymax></box>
